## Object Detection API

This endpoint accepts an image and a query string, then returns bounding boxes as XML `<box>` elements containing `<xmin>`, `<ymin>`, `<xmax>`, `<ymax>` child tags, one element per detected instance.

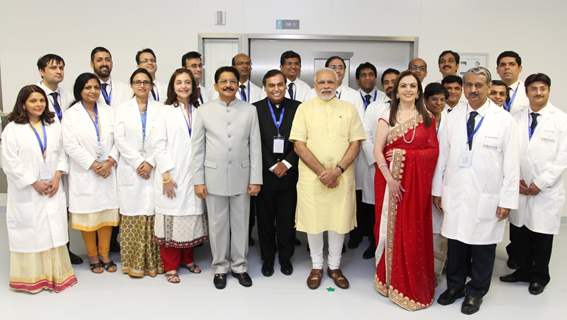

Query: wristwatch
<box><xmin>336</xmin><ymin>164</ymin><xmax>345</xmax><ymax>174</ymax></box>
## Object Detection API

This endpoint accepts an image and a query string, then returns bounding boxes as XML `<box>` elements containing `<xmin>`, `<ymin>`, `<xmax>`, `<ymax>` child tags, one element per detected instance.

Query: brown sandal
<box><xmin>165</xmin><ymin>272</ymin><xmax>181</xmax><ymax>284</ymax></box>
<box><xmin>89</xmin><ymin>262</ymin><xmax>104</xmax><ymax>274</ymax></box>
<box><xmin>307</xmin><ymin>269</ymin><xmax>323</xmax><ymax>289</ymax></box>
<box><xmin>184</xmin><ymin>263</ymin><xmax>202</xmax><ymax>274</ymax></box>
<box><xmin>327</xmin><ymin>268</ymin><xmax>350</xmax><ymax>289</ymax></box>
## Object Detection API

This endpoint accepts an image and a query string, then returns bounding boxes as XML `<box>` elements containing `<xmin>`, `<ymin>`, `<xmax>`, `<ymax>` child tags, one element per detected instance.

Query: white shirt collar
<box><xmin>467</xmin><ymin>99</ymin><xmax>490</xmax><ymax>117</ymax></box>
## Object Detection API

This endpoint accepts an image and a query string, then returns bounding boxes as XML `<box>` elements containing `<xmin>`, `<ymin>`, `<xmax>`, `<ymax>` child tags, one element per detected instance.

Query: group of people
<box><xmin>1</xmin><ymin>47</ymin><xmax>565</xmax><ymax>316</ymax></box>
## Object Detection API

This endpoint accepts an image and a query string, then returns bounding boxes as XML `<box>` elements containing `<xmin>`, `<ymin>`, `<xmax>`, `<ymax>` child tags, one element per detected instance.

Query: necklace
<box><xmin>401</xmin><ymin>111</ymin><xmax>418</xmax><ymax>144</ymax></box>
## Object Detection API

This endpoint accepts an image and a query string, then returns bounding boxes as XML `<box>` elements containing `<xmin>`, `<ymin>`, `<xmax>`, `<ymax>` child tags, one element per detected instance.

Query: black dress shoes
<box><xmin>528</xmin><ymin>282</ymin><xmax>546</xmax><ymax>295</ymax></box>
<box><xmin>507</xmin><ymin>257</ymin><xmax>519</xmax><ymax>269</ymax></box>
<box><xmin>280</xmin><ymin>261</ymin><xmax>293</xmax><ymax>276</ymax></box>
<box><xmin>437</xmin><ymin>287</ymin><xmax>465</xmax><ymax>305</ymax></box>
<box><xmin>347</xmin><ymin>237</ymin><xmax>361</xmax><ymax>249</ymax></box>
<box><xmin>500</xmin><ymin>271</ymin><xmax>528</xmax><ymax>283</ymax></box>
<box><xmin>213</xmin><ymin>273</ymin><xmax>227</xmax><ymax>289</ymax></box>
<box><xmin>362</xmin><ymin>246</ymin><xmax>375</xmax><ymax>260</ymax></box>
<box><xmin>461</xmin><ymin>295</ymin><xmax>482</xmax><ymax>315</ymax></box>
<box><xmin>262</xmin><ymin>261</ymin><xmax>274</xmax><ymax>277</ymax></box>
<box><xmin>231</xmin><ymin>271</ymin><xmax>253</xmax><ymax>287</ymax></box>
<box><xmin>68</xmin><ymin>250</ymin><xmax>83</xmax><ymax>265</ymax></box>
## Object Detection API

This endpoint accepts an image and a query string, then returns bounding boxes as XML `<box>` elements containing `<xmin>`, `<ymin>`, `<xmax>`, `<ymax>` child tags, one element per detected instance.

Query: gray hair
<box><xmin>314</xmin><ymin>67</ymin><xmax>339</xmax><ymax>82</ymax></box>
<box><xmin>464</xmin><ymin>66</ymin><xmax>492</xmax><ymax>84</ymax></box>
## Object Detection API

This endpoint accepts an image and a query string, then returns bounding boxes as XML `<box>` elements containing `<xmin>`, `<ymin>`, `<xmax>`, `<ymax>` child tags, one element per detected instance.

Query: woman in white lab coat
<box><xmin>153</xmin><ymin>68</ymin><xmax>207</xmax><ymax>283</ymax></box>
<box><xmin>62</xmin><ymin>73</ymin><xmax>119</xmax><ymax>274</ymax></box>
<box><xmin>114</xmin><ymin>68</ymin><xmax>163</xmax><ymax>278</ymax></box>
<box><xmin>1</xmin><ymin>85</ymin><xmax>77</xmax><ymax>293</ymax></box>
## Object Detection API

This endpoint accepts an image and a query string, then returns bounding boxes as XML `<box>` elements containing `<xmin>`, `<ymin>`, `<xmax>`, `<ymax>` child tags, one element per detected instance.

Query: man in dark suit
<box><xmin>254</xmin><ymin>69</ymin><xmax>300</xmax><ymax>277</ymax></box>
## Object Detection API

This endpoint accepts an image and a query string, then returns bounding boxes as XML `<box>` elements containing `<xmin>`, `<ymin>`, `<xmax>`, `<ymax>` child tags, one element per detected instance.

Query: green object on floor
<box><xmin>326</xmin><ymin>287</ymin><xmax>335</xmax><ymax>292</ymax></box>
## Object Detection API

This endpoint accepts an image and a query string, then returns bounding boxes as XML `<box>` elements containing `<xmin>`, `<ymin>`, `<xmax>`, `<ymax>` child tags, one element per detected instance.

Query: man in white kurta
<box><xmin>432</xmin><ymin>67</ymin><xmax>519</xmax><ymax>315</ymax></box>
<box><xmin>290</xmin><ymin>68</ymin><xmax>365</xmax><ymax>290</ymax></box>
<box><xmin>500</xmin><ymin>73</ymin><xmax>567</xmax><ymax>295</ymax></box>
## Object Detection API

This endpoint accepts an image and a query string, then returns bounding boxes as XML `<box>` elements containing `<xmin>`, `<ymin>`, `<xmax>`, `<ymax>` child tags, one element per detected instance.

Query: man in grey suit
<box><xmin>192</xmin><ymin>66</ymin><xmax>263</xmax><ymax>289</ymax></box>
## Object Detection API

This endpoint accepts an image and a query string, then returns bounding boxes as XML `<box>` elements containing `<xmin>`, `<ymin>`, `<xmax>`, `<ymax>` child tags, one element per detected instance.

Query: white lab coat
<box><xmin>149</xmin><ymin>80</ymin><xmax>168</xmax><ymax>103</ymax></box>
<box><xmin>97</xmin><ymin>78</ymin><xmax>132</xmax><ymax>107</ymax></box>
<box><xmin>114</xmin><ymin>98</ymin><xmax>161</xmax><ymax>215</ymax></box>
<box><xmin>152</xmin><ymin>103</ymin><xmax>204</xmax><ymax>216</ymax></box>
<box><xmin>285</xmin><ymin>78</ymin><xmax>311</xmax><ymax>102</ymax></box>
<box><xmin>1</xmin><ymin>120</ymin><xmax>68</xmax><ymax>252</ymax></box>
<box><xmin>432</xmin><ymin>100</ymin><xmax>519</xmax><ymax>244</ymax></box>
<box><xmin>37</xmin><ymin>82</ymin><xmax>73</xmax><ymax>120</ymax></box>
<box><xmin>214</xmin><ymin>80</ymin><xmax>265</xmax><ymax>104</ymax></box>
<box><xmin>360</xmin><ymin>100</ymin><xmax>389</xmax><ymax>204</ymax></box>
<box><xmin>510</xmin><ymin>103</ymin><xmax>567</xmax><ymax>235</ymax></box>
<box><xmin>503</xmin><ymin>79</ymin><xmax>530</xmax><ymax>115</ymax></box>
<box><xmin>431</xmin><ymin>109</ymin><xmax>448</xmax><ymax>234</ymax></box>
<box><xmin>62</xmin><ymin>102</ymin><xmax>119</xmax><ymax>213</ymax></box>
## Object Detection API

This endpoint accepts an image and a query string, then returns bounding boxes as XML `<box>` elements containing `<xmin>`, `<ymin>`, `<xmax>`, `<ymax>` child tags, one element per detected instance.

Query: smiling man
<box><xmin>280</xmin><ymin>50</ymin><xmax>311</xmax><ymax>102</ymax></box>
<box><xmin>496</xmin><ymin>51</ymin><xmax>529</xmax><ymax>114</ymax></box>
<box><xmin>90</xmin><ymin>47</ymin><xmax>130</xmax><ymax>107</ymax></box>
<box><xmin>438</xmin><ymin>50</ymin><xmax>460</xmax><ymax>79</ymax></box>
<box><xmin>253</xmin><ymin>69</ymin><xmax>300</xmax><ymax>277</ymax></box>
<box><xmin>290</xmin><ymin>68</ymin><xmax>366</xmax><ymax>290</ymax></box>
<box><xmin>192</xmin><ymin>66</ymin><xmax>262</xmax><ymax>290</ymax></box>
<box><xmin>37</xmin><ymin>54</ymin><xmax>73</xmax><ymax>122</ymax></box>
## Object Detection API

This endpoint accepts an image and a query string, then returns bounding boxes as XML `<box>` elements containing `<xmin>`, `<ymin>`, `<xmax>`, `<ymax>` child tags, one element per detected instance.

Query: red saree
<box><xmin>374</xmin><ymin>115</ymin><xmax>438</xmax><ymax>311</ymax></box>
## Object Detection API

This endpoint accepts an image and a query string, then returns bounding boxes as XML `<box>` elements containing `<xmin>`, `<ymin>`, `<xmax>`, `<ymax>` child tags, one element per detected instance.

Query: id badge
<box><xmin>459</xmin><ymin>149</ymin><xmax>473</xmax><ymax>168</ymax></box>
<box><xmin>39</xmin><ymin>161</ymin><xmax>52</xmax><ymax>181</ymax></box>
<box><xmin>273</xmin><ymin>136</ymin><xmax>285</xmax><ymax>154</ymax></box>
<box><xmin>96</xmin><ymin>142</ymin><xmax>106</xmax><ymax>161</ymax></box>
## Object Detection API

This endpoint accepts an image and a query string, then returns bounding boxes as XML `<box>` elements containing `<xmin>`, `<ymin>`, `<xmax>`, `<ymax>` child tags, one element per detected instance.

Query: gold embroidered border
<box><xmin>390</xmin><ymin>286</ymin><xmax>433</xmax><ymax>311</ymax></box>
<box><xmin>386</xmin><ymin>114</ymin><xmax>424</xmax><ymax>146</ymax></box>
<box><xmin>375</xmin><ymin>276</ymin><xmax>388</xmax><ymax>296</ymax></box>
<box><xmin>385</xmin><ymin>148</ymin><xmax>406</xmax><ymax>290</ymax></box>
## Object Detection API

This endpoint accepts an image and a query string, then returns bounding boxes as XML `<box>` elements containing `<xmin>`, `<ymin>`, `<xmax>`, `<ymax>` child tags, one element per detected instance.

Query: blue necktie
<box><xmin>529</xmin><ymin>112</ymin><xmax>540</xmax><ymax>140</ymax></box>
<box><xmin>287</xmin><ymin>82</ymin><xmax>294</xmax><ymax>100</ymax></box>
<box><xmin>50</xmin><ymin>92</ymin><xmax>63</xmax><ymax>120</ymax></box>
<box><xmin>467</xmin><ymin>111</ymin><xmax>478</xmax><ymax>150</ymax></box>
<box><xmin>101</xmin><ymin>83</ymin><xmax>111</xmax><ymax>105</ymax></box>
<box><xmin>239</xmin><ymin>84</ymin><xmax>247</xmax><ymax>102</ymax></box>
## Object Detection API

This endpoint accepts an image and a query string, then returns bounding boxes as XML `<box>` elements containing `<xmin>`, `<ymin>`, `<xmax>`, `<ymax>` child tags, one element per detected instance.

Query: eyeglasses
<box><xmin>409</xmin><ymin>65</ymin><xmax>426</xmax><ymax>72</ymax></box>
<box><xmin>132</xmin><ymin>80</ymin><xmax>152</xmax><ymax>86</ymax></box>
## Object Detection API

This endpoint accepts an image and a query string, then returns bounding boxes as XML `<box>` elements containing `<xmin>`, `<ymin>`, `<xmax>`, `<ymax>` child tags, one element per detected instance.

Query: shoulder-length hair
<box><xmin>69</xmin><ymin>72</ymin><xmax>100</xmax><ymax>108</ymax></box>
<box><xmin>388</xmin><ymin>70</ymin><xmax>432</xmax><ymax>127</ymax></box>
<box><xmin>165</xmin><ymin>68</ymin><xmax>199</xmax><ymax>107</ymax></box>
<box><xmin>7</xmin><ymin>85</ymin><xmax>55</xmax><ymax>124</ymax></box>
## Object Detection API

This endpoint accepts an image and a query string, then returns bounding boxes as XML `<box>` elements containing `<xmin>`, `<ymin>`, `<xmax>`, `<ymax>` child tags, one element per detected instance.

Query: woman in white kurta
<box><xmin>1</xmin><ymin>85</ymin><xmax>77</xmax><ymax>293</ymax></box>
<box><xmin>153</xmin><ymin>68</ymin><xmax>207</xmax><ymax>283</ymax></box>
<box><xmin>62</xmin><ymin>73</ymin><xmax>119</xmax><ymax>273</ymax></box>
<box><xmin>115</xmin><ymin>68</ymin><xmax>163</xmax><ymax>277</ymax></box>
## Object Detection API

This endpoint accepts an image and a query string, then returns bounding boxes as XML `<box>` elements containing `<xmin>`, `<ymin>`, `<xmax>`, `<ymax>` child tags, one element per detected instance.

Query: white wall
<box><xmin>2</xmin><ymin>0</ymin><xmax>566</xmax><ymax>211</ymax></box>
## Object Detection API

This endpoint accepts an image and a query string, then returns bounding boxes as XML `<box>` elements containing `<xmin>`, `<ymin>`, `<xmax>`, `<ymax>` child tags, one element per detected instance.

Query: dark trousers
<box><xmin>446</xmin><ymin>239</ymin><xmax>496</xmax><ymax>297</ymax></box>
<box><xmin>249</xmin><ymin>197</ymin><xmax>257</xmax><ymax>239</ymax></box>
<box><xmin>505</xmin><ymin>222</ymin><xmax>520</xmax><ymax>263</ymax></box>
<box><xmin>349</xmin><ymin>190</ymin><xmax>375</xmax><ymax>246</ymax></box>
<box><xmin>255</xmin><ymin>188</ymin><xmax>297</xmax><ymax>263</ymax></box>
<box><xmin>513</xmin><ymin>225</ymin><xmax>553</xmax><ymax>285</ymax></box>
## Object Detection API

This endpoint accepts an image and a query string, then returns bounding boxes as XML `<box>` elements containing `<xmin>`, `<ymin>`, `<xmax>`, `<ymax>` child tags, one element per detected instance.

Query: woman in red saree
<box><xmin>373</xmin><ymin>71</ymin><xmax>439</xmax><ymax>311</ymax></box>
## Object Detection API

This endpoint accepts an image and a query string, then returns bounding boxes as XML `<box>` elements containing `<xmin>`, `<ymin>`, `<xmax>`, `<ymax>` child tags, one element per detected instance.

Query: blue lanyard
<box><xmin>503</xmin><ymin>83</ymin><xmax>519</xmax><ymax>112</ymax></box>
<box><xmin>268</xmin><ymin>100</ymin><xmax>285</xmax><ymax>133</ymax></box>
<box><xmin>467</xmin><ymin>113</ymin><xmax>485</xmax><ymax>148</ymax></box>
<box><xmin>240</xmin><ymin>81</ymin><xmax>251</xmax><ymax>102</ymax></box>
<box><xmin>85</xmin><ymin>104</ymin><xmax>101</xmax><ymax>142</ymax></box>
<box><xmin>182</xmin><ymin>104</ymin><xmax>192</xmax><ymax>137</ymax></box>
<box><xmin>360</xmin><ymin>90</ymin><xmax>377</xmax><ymax>108</ymax></box>
<box><xmin>140</xmin><ymin>110</ymin><xmax>147</xmax><ymax>142</ymax></box>
<box><xmin>30</xmin><ymin>121</ymin><xmax>47</xmax><ymax>158</ymax></box>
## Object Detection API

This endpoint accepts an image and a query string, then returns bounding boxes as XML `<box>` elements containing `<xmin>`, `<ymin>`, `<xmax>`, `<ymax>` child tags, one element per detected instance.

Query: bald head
<box><xmin>408</xmin><ymin>57</ymin><xmax>428</xmax><ymax>82</ymax></box>
<box><xmin>232</xmin><ymin>53</ymin><xmax>252</xmax><ymax>82</ymax></box>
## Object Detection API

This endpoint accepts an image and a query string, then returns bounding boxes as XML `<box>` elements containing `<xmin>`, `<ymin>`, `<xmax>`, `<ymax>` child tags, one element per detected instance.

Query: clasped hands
<box><xmin>318</xmin><ymin>167</ymin><xmax>341</xmax><ymax>188</ymax></box>
<box><xmin>519</xmin><ymin>179</ymin><xmax>541</xmax><ymax>196</ymax></box>
<box><xmin>89</xmin><ymin>158</ymin><xmax>116</xmax><ymax>178</ymax></box>
<box><xmin>32</xmin><ymin>172</ymin><xmax>62</xmax><ymax>197</ymax></box>
<box><xmin>136</xmin><ymin>161</ymin><xmax>153</xmax><ymax>180</ymax></box>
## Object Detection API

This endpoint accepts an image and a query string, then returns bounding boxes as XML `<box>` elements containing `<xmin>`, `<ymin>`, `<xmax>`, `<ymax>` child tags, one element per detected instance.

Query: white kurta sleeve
<box><xmin>533</xmin><ymin>126</ymin><xmax>567</xmax><ymax>189</ymax></box>
<box><xmin>1</xmin><ymin>125</ymin><xmax>36</xmax><ymax>189</ymax></box>
<box><xmin>249</xmin><ymin>107</ymin><xmax>263</xmax><ymax>185</ymax></box>
<box><xmin>499</xmin><ymin>118</ymin><xmax>520</xmax><ymax>209</ymax></box>
<box><xmin>432</xmin><ymin>116</ymin><xmax>448</xmax><ymax>197</ymax></box>
<box><xmin>191</xmin><ymin>108</ymin><xmax>206</xmax><ymax>184</ymax></box>
<box><xmin>62</xmin><ymin>116</ymin><xmax>96</xmax><ymax>170</ymax></box>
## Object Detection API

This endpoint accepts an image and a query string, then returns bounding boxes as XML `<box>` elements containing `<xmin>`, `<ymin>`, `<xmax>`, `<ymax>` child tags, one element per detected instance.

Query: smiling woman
<box><xmin>1</xmin><ymin>85</ymin><xmax>77</xmax><ymax>293</ymax></box>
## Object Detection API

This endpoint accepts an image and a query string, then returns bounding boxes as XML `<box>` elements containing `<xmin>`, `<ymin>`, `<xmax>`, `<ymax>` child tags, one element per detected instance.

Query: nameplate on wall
<box><xmin>276</xmin><ymin>19</ymin><xmax>300</xmax><ymax>30</ymax></box>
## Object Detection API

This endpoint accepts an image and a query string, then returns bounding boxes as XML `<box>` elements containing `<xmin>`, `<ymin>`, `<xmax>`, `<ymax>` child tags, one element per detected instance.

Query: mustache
<box><xmin>468</xmin><ymin>92</ymin><xmax>480</xmax><ymax>98</ymax></box>
<box><xmin>222</xmin><ymin>87</ymin><xmax>235</xmax><ymax>91</ymax></box>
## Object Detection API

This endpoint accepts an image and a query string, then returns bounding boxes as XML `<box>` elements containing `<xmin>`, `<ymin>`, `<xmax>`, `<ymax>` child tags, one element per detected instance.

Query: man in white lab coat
<box><xmin>280</xmin><ymin>50</ymin><xmax>311</xmax><ymax>102</ymax></box>
<box><xmin>136</xmin><ymin>48</ymin><xmax>166</xmax><ymax>102</ymax></box>
<box><xmin>438</xmin><ymin>50</ymin><xmax>460</xmax><ymax>80</ymax></box>
<box><xmin>182</xmin><ymin>51</ymin><xmax>210</xmax><ymax>105</ymax></box>
<box><xmin>496</xmin><ymin>50</ymin><xmax>529</xmax><ymax>115</ymax></box>
<box><xmin>500</xmin><ymin>73</ymin><xmax>567</xmax><ymax>295</ymax></box>
<box><xmin>90</xmin><ymin>46</ymin><xmax>130</xmax><ymax>107</ymax></box>
<box><xmin>36</xmin><ymin>54</ymin><xmax>73</xmax><ymax>122</ymax></box>
<box><xmin>432</xmin><ymin>67</ymin><xmax>519</xmax><ymax>315</ymax></box>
